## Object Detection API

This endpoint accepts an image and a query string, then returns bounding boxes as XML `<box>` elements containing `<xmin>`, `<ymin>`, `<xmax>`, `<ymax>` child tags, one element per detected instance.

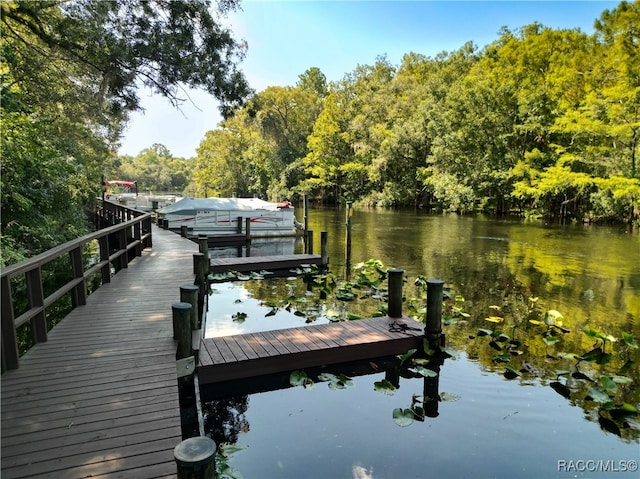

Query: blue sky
<box><xmin>118</xmin><ymin>0</ymin><xmax>619</xmax><ymax>159</ymax></box>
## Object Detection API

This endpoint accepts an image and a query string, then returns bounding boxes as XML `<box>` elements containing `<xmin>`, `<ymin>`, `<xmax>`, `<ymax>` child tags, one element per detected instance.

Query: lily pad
<box><xmin>374</xmin><ymin>379</ymin><xmax>397</xmax><ymax>395</ymax></box>
<box><xmin>392</xmin><ymin>408</ymin><xmax>414</xmax><ymax>427</ymax></box>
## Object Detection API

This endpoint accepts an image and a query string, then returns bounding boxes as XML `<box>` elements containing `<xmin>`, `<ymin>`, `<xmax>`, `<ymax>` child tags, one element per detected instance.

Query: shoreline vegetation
<box><xmin>2</xmin><ymin>1</ymin><xmax>640</xmax><ymax>266</ymax></box>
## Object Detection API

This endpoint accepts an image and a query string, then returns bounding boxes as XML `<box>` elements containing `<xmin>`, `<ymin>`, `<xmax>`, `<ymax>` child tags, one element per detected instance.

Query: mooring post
<box><xmin>181</xmin><ymin>225</ymin><xmax>189</xmax><ymax>238</ymax></box>
<box><xmin>320</xmin><ymin>231</ymin><xmax>328</xmax><ymax>269</ymax></box>
<box><xmin>387</xmin><ymin>269</ymin><xmax>404</xmax><ymax>318</ymax></box>
<box><xmin>303</xmin><ymin>194</ymin><xmax>309</xmax><ymax>240</ymax></box>
<box><xmin>307</xmin><ymin>229</ymin><xmax>314</xmax><ymax>255</ymax></box>
<box><xmin>180</xmin><ymin>284</ymin><xmax>200</xmax><ymax>330</ymax></box>
<box><xmin>192</xmin><ymin>252</ymin><xmax>203</xmax><ymax>275</ymax></box>
<box><xmin>345</xmin><ymin>201</ymin><xmax>353</xmax><ymax>277</ymax></box>
<box><xmin>426</xmin><ymin>279</ymin><xmax>445</xmax><ymax>349</ymax></box>
<box><xmin>198</xmin><ymin>236</ymin><xmax>208</xmax><ymax>260</ymax></box>
<box><xmin>236</xmin><ymin>216</ymin><xmax>243</xmax><ymax>234</ymax></box>
<box><xmin>245</xmin><ymin>217</ymin><xmax>251</xmax><ymax>242</ymax></box>
<box><xmin>193</xmin><ymin>252</ymin><xmax>208</xmax><ymax>320</ymax></box>
<box><xmin>172</xmin><ymin>302</ymin><xmax>192</xmax><ymax>359</ymax></box>
<box><xmin>174</xmin><ymin>436</ymin><xmax>217</xmax><ymax>479</ymax></box>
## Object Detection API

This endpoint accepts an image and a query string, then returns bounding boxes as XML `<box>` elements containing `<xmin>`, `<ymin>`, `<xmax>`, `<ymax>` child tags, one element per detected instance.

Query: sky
<box><xmin>118</xmin><ymin>0</ymin><xmax>620</xmax><ymax>159</ymax></box>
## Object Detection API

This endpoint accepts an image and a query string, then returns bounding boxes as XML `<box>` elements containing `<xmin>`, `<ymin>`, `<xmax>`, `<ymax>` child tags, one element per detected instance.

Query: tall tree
<box><xmin>1</xmin><ymin>0</ymin><xmax>251</xmax><ymax>264</ymax></box>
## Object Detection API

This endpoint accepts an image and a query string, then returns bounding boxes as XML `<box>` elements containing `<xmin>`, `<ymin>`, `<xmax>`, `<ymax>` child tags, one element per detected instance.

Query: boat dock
<box><xmin>209</xmin><ymin>254</ymin><xmax>323</xmax><ymax>274</ymax></box>
<box><xmin>2</xmin><ymin>205</ymin><xmax>436</xmax><ymax>477</ymax></box>
<box><xmin>198</xmin><ymin>316</ymin><xmax>424</xmax><ymax>385</ymax></box>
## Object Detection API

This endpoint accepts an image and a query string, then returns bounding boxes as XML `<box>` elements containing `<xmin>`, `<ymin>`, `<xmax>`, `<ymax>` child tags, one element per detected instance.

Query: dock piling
<box><xmin>180</xmin><ymin>285</ymin><xmax>200</xmax><ymax>330</ymax></box>
<box><xmin>307</xmin><ymin>230</ymin><xmax>314</xmax><ymax>255</ymax></box>
<box><xmin>245</xmin><ymin>217</ymin><xmax>251</xmax><ymax>241</ymax></box>
<box><xmin>174</xmin><ymin>436</ymin><xmax>217</xmax><ymax>479</ymax></box>
<box><xmin>321</xmin><ymin>231</ymin><xmax>328</xmax><ymax>269</ymax></box>
<box><xmin>172</xmin><ymin>302</ymin><xmax>192</xmax><ymax>359</ymax></box>
<box><xmin>345</xmin><ymin>201</ymin><xmax>353</xmax><ymax>277</ymax></box>
<box><xmin>426</xmin><ymin>279</ymin><xmax>445</xmax><ymax>349</ymax></box>
<box><xmin>181</xmin><ymin>225</ymin><xmax>189</xmax><ymax>238</ymax></box>
<box><xmin>387</xmin><ymin>269</ymin><xmax>404</xmax><ymax>318</ymax></box>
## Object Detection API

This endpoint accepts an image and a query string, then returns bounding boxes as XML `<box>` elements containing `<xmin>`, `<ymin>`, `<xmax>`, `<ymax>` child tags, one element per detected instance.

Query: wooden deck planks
<box><xmin>209</xmin><ymin>254</ymin><xmax>323</xmax><ymax>273</ymax></box>
<box><xmin>1</xmin><ymin>227</ymin><xmax>199</xmax><ymax>479</ymax></box>
<box><xmin>198</xmin><ymin>316</ymin><xmax>425</xmax><ymax>384</ymax></box>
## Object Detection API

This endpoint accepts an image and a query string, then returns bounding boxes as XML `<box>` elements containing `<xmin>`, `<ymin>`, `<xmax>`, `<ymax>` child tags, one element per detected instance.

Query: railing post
<box><xmin>98</xmin><ymin>235</ymin><xmax>111</xmax><ymax>284</ymax></box>
<box><xmin>236</xmin><ymin>216</ymin><xmax>243</xmax><ymax>234</ymax></box>
<box><xmin>245</xmin><ymin>217</ymin><xmax>251</xmax><ymax>242</ymax></box>
<box><xmin>26</xmin><ymin>267</ymin><xmax>47</xmax><ymax>343</ymax></box>
<box><xmin>118</xmin><ymin>228</ymin><xmax>128</xmax><ymax>269</ymax></box>
<box><xmin>133</xmin><ymin>221</ymin><xmax>142</xmax><ymax>256</ymax></box>
<box><xmin>387</xmin><ymin>269</ymin><xmax>404</xmax><ymax>318</ymax></box>
<box><xmin>426</xmin><ymin>279</ymin><xmax>445</xmax><ymax>349</ymax></box>
<box><xmin>174</xmin><ymin>436</ymin><xmax>217</xmax><ymax>479</ymax></box>
<box><xmin>69</xmin><ymin>246</ymin><xmax>87</xmax><ymax>307</ymax></box>
<box><xmin>172</xmin><ymin>302</ymin><xmax>192</xmax><ymax>359</ymax></box>
<box><xmin>1</xmin><ymin>275</ymin><xmax>19</xmax><ymax>371</ymax></box>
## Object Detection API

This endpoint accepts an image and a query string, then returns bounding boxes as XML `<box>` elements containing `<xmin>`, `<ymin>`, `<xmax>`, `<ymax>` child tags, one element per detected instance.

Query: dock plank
<box><xmin>198</xmin><ymin>317</ymin><xmax>424</xmax><ymax>384</ymax></box>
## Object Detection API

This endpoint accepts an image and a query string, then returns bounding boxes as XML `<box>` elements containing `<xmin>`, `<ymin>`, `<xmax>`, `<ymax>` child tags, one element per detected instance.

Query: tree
<box><xmin>1</xmin><ymin>0</ymin><xmax>251</xmax><ymax>264</ymax></box>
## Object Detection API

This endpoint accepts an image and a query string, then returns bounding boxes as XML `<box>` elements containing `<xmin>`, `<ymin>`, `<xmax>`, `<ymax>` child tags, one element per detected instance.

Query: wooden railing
<box><xmin>1</xmin><ymin>202</ymin><xmax>152</xmax><ymax>372</ymax></box>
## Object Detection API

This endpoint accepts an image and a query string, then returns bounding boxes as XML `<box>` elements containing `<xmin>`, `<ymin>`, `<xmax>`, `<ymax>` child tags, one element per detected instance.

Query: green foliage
<box><xmin>1</xmin><ymin>0</ymin><xmax>250</xmax><ymax>264</ymax></box>
<box><xmin>106</xmin><ymin>144</ymin><xmax>193</xmax><ymax>192</ymax></box>
<box><xmin>188</xmin><ymin>3</ymin><xmax>638</xmax><ymax>223</ymax></box>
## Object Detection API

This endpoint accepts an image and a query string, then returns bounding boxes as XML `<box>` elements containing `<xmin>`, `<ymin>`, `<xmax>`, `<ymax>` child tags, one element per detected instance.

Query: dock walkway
<box><xmin>209</xmin><ymin>254</ymin><xmax>322</xmax><ymax>274</ymax></box>
<box><xmin>1</xmin><ymin>227</ymin><xmax>197</xmax><ymax>479</ymax></box>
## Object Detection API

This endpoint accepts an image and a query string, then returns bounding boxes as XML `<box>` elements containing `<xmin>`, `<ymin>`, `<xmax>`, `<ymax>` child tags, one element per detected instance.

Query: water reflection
<box><xmin>202</xmin><ymin>209</ymin><xmax>639</xmax><ymax>477</ymax></box>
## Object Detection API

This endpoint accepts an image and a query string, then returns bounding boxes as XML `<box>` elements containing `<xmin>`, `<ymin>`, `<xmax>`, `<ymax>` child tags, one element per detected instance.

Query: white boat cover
<box><xmin>157</xmin><ymin>197</ymin><xmax>280</xmax><ymax>215</ymax></box>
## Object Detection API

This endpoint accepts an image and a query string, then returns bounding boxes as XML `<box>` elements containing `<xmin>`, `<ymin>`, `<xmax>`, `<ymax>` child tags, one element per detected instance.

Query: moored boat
<box><xmin>156</xmin><ymin>197</ymin><xmax>300</xmax><ymax>237</ymax></box>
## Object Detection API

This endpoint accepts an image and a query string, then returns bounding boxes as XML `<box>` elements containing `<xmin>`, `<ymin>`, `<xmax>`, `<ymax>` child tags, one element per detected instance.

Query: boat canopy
<box><xmin>157</xmin><ymin>197</ymin><xmax>281</xmax><ymax>215</ymax></box>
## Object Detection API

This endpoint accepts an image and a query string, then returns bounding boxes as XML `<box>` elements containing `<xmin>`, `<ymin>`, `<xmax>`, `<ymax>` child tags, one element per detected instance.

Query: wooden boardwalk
<box><xmin>1</xmin><ymin>227</ymin><xmax>198</xmax><ymax>479</ymax></box>
<box><xmin>209</xmin><ymin>254</ymin><xmax>323</xmax><ymax>274</ymax></box>
<box><xmin>198</xmin><ymin>316</ymin><xmax>425</xmax><ymax>385</ymax></box>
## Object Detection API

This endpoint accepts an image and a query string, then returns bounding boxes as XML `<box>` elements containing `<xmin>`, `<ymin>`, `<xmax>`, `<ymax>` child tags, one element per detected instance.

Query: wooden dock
<box><xmin>1</xmin><ymin>227</ymin><xmax>197</xmax><ymax>479</ymax></box>
<box><xmin>197</xmin><ymin>316</ymin><xmax>424</xmax><ymax>385</ymax></box>
<box><xmin>209</xmin><ymin>254</ymin><xmax>323</xmax><ymax>274</ymax></box>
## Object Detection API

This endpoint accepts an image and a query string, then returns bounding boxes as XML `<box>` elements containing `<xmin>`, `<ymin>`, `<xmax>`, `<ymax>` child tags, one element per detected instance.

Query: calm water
<box><xmin>203</xmin><ymin>208</ymin><xmax>640</xmax><ymax>479</ymax></box>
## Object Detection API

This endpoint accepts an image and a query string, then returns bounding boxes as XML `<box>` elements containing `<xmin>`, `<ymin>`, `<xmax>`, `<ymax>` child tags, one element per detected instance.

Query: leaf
<box><xmin>600</xmin><ymin>376</ymin><xmax>617</xmax><ymax>395</ymax></box>
<box><xmin>289</xmin><ymin>370</ymin><xmax>313</xmax><ymax>388</ymax></box>
<box><xmin>489</xmin><ymin>305</ymin><xmax>502</xmax><ymax>311</ymax></box>
<box><xmin>488</xmin><ymin>340</ymin><xmax>502</xmax><ymax>351</ymax></box>
<box><xmin>528</xmin><ymin>319</ymin><xmax>545</xmax><ymax>325</ymax></box>
<box><xmin>485</xmin><ymin>316</ymin><xmax>504</xmax><ymax>323</ymax></box>
<box><xmin>293</xmin><ymin>310</ymin><xmax>306</xmax><ymax>317</ymax></box>
<box><xmin>414</xmin><ymin>365</ymin><xmax>438</xmax><ymax>378</ymax></box>
<box><xmin>542</xmin><ymin>336</ymin><xmax>560</xmax><ymax>346</ymax></box>
<box><xmin>622</xmin><ymin>332</ymin><xmax>638</xmax><ymax>349</ymax></box>
<box><xmin>550</xmin><ymin>381</ymin><xmax>571</xmax><ymax>399</ymax></box>
<box><xmin>586</xmin><ymin>387</ymin><xmax>610</xmax><ymax>403</ymax></box>
<box><xmin>503</xmin><ymin>364</ymin><xmax>520</xmax><ymax>379</ymax></box>
<box><xmin>374</xmin><ymin>379</ymin><xmax>397</xmax><ymax>395</ymax></box>
<box><xmin>398</xmin><ymin>349</ymin><xmax>417</xmax><ymax>364</ymax></box>
<box><xmin>543</xmin><ymin>310</ymin><xmax>563</xmax><ymax>325</ymax></box>
<box><xmin>477</xmin><ymin>329</ymin><xmax>493</xmax><ymax>337</ymax></box>
<box><xmin>610</xmin><ymin>375</ymin><xmax>633</xmax><ymax>385</ymax></box>
<box><xmin>598</xmin><ymin>416</ymin><xmax>621</xmax><ymax>437</ymax></box>
<box><xmin>346</xmin><ymin>312</ymin><xmax>362</xmax><ymax>320</ymax></box>
<box><xmin>439</xmin><ymin>392</ymin><xmax>461</xmax><ymax>402</ymax></box>
<box><xmin>392</xmin><ymin>408</ymin><xmax>414</xmax><ymax>427</ymax></box>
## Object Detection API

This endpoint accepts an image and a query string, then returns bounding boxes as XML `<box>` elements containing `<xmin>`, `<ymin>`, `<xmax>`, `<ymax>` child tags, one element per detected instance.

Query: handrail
<box><xmin>1</xmin><ymin>201</ymin><xmax>153</xmax><ymax>372</ymax></box>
